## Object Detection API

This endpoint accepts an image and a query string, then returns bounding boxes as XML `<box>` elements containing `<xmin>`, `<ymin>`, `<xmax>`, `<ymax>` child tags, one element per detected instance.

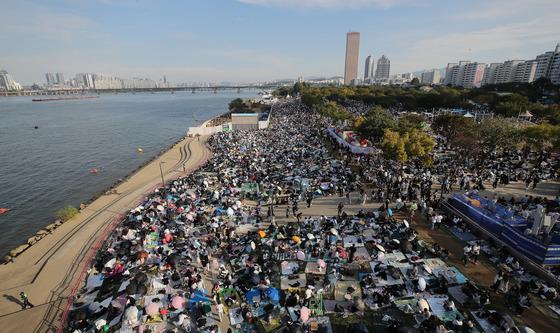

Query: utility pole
<box><xmin>159</xmin><ymin>161</ymin><xmax>166</xmax><ymax>187</ymax></box>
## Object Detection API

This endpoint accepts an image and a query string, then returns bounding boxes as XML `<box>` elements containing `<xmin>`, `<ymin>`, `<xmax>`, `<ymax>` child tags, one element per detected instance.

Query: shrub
<box><xmin>56</xmin><ymin>206</ymin><xmax>79</xmax><ymax>222</ymax></box>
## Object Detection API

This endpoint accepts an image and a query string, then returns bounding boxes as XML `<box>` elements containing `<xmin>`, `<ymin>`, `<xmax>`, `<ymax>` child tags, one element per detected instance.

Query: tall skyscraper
<box><xmin>0</xmin><ymin>70</ymin><xmax>22</xmax><ymax>91</ymax></box>
<box><xmin>45</xmin><ymin>73</ymin><xmax>55</xmax><ymax>85</ymax></box>
<box><xmin>56</xmin><ymin>72</ymin><xmax>65</xmax><ymax>85</ymax></box>
<box><xmin>375</xmin><ymin>55</ymin><xmax>390</xmax><ymax>79</ymax></box>
<box><xmin>344</xmin><ymin>32</ymin><xmax>360</xmax><ymax>85</ymax></box>
<box><xmin>364</xmin><ymin>55</ymin><xmax>374</xmax><ymax>80</ymax></box>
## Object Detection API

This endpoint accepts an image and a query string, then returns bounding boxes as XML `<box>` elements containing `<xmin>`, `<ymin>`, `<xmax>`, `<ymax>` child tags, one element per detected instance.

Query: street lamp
<box><xmin>159</xmin><ymin>161</ymin><xmax>166</xmax><ymax>187</ymax></box>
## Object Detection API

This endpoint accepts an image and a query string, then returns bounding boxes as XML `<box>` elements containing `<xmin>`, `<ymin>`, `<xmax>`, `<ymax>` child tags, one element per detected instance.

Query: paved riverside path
<box><xmin>0</xmin><ymin>135</ymin><xmax>211</xmax><ymax>332</ymax></box>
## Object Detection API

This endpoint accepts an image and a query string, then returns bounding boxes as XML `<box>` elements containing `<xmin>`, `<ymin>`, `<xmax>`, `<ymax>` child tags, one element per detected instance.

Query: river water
<box><xmin>0</xmin><ymin>91</ymin><xmax>256</xmax><ymax>257</ymax></box>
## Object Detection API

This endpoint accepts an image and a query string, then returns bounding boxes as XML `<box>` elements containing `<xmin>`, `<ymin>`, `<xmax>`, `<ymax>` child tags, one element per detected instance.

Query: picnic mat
<box><xmin>229</xmin><ymin>307</ymin><xmax>244</xmax><ymax>325</ymax></box>
<box><xmin>305</xmin><ymin>262</ymin><xmax>326</xmax><ymax>275</ymax></box>
<box><xmin>352</xmin><ymin>247</ymin><xmax>372</xmax><ymax>262</ymax></box>
<box><xmin>448</xmin><ymin>285</ymin><xmax>469</xmax><ymax>305</ymax></box>
<box><xmin>333</xmin><ymin>280</ymin><xmax>362</xmax><ymax>301</ymax></box>
<box><xmin>281</xmin><ymin>261</ymin><xmax>300</xmax><ymax>275</ymax></box>
<box><xmin>323</xmin><ymin>300</ymin><xmax>352</xmax><ymax>313</ymax></box>
<box><xmin>343</xmin><ymin>235</ymin><xmax>365</xmax><ymax>248</ymax></box>
<box><xmin>280</xmin><ymin>274</ymin><xmax>307</xmax><ymax>290</ymax></box>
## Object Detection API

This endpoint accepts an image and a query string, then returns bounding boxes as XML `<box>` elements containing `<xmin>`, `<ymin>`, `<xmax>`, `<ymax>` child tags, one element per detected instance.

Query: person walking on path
<box><xmin>216</xmin><ymin>302</ymin><xmax>224</xmax><ymax>322</ymax></box>
<box><xmin>491</xmin><ymin>270</ymin><xmax>505</xmax><ymax>293</ymax></box>
<box><xmin>463</xmin><ymin>244</ymin><xmax>472</xmax><ymax>266</ymax></box>
<box><xmin>472</xmin><ymin>242</ymin><xmax>481</xmax><ymax>264</ymax></box>
<box><xmin>337</xmin><ymin>202</ymin><xmax>344</xmax><ymax>217</ymax></box>
<box><xmin>19</xmin><ymin>291</ymin><xmax>34</xmax><ymax>310</ymax></box>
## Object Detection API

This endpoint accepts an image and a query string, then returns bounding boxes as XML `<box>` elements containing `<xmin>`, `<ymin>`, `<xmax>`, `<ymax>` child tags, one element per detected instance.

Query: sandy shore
<box><xmin>0</xmin><ymin>134</ymin><xmax>212</xmax><ymax>332</ymax></box>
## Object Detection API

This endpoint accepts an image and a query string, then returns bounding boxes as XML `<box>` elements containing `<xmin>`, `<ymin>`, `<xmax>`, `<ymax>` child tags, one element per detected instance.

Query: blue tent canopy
<box><xmin>188</xmin><ymin>289</ymin><xmax>212</xmax><ymax>305</ymax></box>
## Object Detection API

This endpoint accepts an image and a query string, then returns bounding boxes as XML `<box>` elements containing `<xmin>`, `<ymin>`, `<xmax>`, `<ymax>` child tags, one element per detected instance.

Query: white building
<box><xmin>549</xmin><ymin>44</ymin><xmax>560</xmax><ymax>84</ymax></box>
<box><xmin>420</xmin><ymin>69</ymin><xmax>441</xmax><ymax>85</ymax></box>
<box><xmin>444</xmin><ymin>61</ymin><xmax>485</xmax><ymax>88</ymax></box>
<box><xmin>364</xmin><ymin>55</ymin><xmax>374</xmax><ymax>80</ymax></box>
<box><xmin>481</xmin><ymin>63</ymin><xmax>500</xmax><ymax>85</ymax></box>
<box><xmin>0</xmin><ymin>70</ymin><xmax>22</xmax><ymax>91</ymax></box>
<box><xmin>495</xmin><ymin>60</ymin><xmax>524</xmax><ymax>84</ymax></box>
<box><xmin>513</xmin><ymin>60</ymin><xmax>537</xmax><ymax>83</ymax></box>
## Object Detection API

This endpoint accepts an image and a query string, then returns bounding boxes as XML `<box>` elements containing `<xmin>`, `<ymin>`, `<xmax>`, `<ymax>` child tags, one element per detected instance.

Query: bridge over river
<box><xmin>1</xmin><ymin>84</ymin><xmax>284</xmax><ymax>97</ymax></box>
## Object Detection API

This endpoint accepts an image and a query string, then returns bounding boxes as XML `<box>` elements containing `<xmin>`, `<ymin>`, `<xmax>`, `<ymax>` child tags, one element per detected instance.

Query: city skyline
<box><xmin>1</xmin><ymin>0</ymin><xmax>559</xmax><ymax>85</ymax></box>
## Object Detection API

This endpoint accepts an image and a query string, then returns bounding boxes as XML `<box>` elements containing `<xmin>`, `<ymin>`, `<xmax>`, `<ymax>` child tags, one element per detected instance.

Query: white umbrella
<box><xmin>375</xmin><ymin>244</ymin><xmax>386</xmax><ymax>252</ymax></box>
<box><xmin>156</xmin><ymin>205</ymin><xmax>164</xmax><ymax>211</ymax></box>
<box><xmin>418</xmin><ymin>277</ymin><xmax>427</xmax><ymax>291</ymax></box>
<box><xmin>403</xmin><ymin>220</ymin><xmax>409</xmax><ymax>228</ymax></box>
<box><xmin>330</xmin><ymin>228</ymin><xmax>339</xmax><ymax>236</ymax></box>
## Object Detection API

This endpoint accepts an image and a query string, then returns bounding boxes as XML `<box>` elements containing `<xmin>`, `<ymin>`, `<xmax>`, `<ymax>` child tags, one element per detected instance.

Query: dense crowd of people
<box><xmin>66</xmin><ymin>99</ymin><xmax>559</xmax><ymax>333</ymax></box>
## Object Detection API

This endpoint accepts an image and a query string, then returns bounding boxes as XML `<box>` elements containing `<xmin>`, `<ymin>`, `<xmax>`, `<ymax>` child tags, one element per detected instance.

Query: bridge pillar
<box><xmin>191</xmin><ymin>88</ymin><xmax>195</xmax><ymax>94</ymax></box>
<box><xmin>213</xmin><ymin>88</ymin><xmax>217</xmax><ymax>94</ymax></box>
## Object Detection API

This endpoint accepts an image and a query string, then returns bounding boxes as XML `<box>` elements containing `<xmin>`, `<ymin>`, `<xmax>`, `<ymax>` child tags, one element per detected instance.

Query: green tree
<box><xmin>356</xmin><ymin>106</ymin><xmax>397</xmax><ymax>142</ymax></box>
<box><xmin>477</xmin><ymin>117</ymin><xmax>518</xmax><ymax>149</ymax></box>
<box><xmin>494</xmin><ymin>93</ymin><xmax>530</xmax><ymax>117</ymax></box>
<box><xmin>410</xmin><ymin>77</ymin><xmax>420</xmax><ymax>85</ymax></box>
<box><xmin>520</xmin><ymin>123</ymin><xmax>560</xmax><ymax>149</ymax></box>
<box><xmin>293</xmin><ymin>81</ymin><xmax>308</xmax><ymax>95</ymax></box>
<box><xmin>301</xmin><ymin>92</ymin><xmax>322</xmax><ymax>108</ymax></box>
<box><xmin>432</xmin><ymin>113</ymin><xmax>475</xmax><ymax>141</ymax></box>
<box><xmin>381</xmin><ymin>129</ymin><xmax>408</xmax><ymax>163</ymax></box>
<box><xmin>398</xmin><ymin>113</ymin><xmax>426</xmax><ymax>133</ymax></box>
<box><xmin>405</xmin><ymin>129</ymin><xmax>436</xmax><ymax>162</ymax></box>
<box><xmin>228</xmin><ymin>98</ymin><xmax>245</xmax><ymax>111</ymax></box>
<box><xmin>314</xmin><ymin>101</ymin><xmax>354</xmax><ymax>122</ymax></box>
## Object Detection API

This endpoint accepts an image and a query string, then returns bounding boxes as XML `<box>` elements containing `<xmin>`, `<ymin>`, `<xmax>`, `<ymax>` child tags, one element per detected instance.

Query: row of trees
<box><xmin>433</xmin><ymin>114</ymin><xmax>560</xmax><ymax>153</ymax></box>
<box><xmin>291</xmin><ymin>80</ymin><xmax>560</xmax><ymax>125</ymax></box>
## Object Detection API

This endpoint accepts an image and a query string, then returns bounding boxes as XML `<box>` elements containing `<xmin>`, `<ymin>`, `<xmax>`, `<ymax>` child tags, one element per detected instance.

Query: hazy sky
<box><xmin>1</xmin><ymin>0</ymin><xmax>559</xmax><ymax>85</ymax></box>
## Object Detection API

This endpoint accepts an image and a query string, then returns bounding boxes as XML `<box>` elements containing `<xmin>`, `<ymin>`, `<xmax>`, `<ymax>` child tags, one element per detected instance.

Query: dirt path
<box><xmin>0</xmin><ymin>135</ymin><xmax>211</xmax><ymax>332</ymax></box>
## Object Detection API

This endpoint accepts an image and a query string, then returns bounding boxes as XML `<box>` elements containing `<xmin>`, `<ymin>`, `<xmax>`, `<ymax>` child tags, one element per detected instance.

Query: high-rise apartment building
<box><xmin>444</xmin><ymin>61</ymin><xmax>485</xmax><ymax>88</ymax></box>
<box><xmin>75</xmin><ymin>73</ymin><xmax>95</xmax><ymax>88</ymax></box>
<box><xmin>375</xmin><ymin>55</ymin><xmax>390</xmax><ymax>79</ymax></box>
<box><xmin>0</xmin><ymin>70</ymin><xmax>22</xmax><ymax>91</ymax></box>
<box><xmin>420</xmin><ymin>69</ymin><xmax>441</xmax><ymax>85</ymax></box>
<box><xmin>344</xmin><ymin>32</ymin><xmax>360</xmax><ymax>85</ymax></box>
<box><xmin>513</xmin><ymin>61</ymin><xmax>537</xmax><ymax>83</ymax></box>
<box><xmin>45</xmin><ymin>73</ymin><xmax>55</xmax><ymax>85</ymax></box>
<box><xmin>55</xmin><ymin>73</ymin><xmax>65</xmax><ymax>85</ymax></box>
<box><xmin>481</xmin><ymin>63</ymin><xmax>500</xmax><ymax>85</ymax></box>
<box><xmin>364</xmin><ymin>55</ymin><xmax>374</xmax><ymax>80</ymax></box>
<box><xmin>443</xmin><ymin>63</ymin><xmax>459</xmax><ymax>85</ymax></box>
<box><xmin>549</xmin><ymin>44</ymin><xmax>560</xmax><ymax>84</ymax></box>
<box><xmin>495</xmin><ymin>60</ymin><xmax>524</xmax><ymax>84</ymax></box>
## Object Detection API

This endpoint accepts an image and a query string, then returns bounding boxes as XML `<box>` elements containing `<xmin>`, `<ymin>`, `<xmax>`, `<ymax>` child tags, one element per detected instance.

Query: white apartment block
<box><xmin>444</xmin><ymin>61</ymin><xmax>485</xmax><ymax>88</ymax></box>
<box><xmin>421</xmin><ymin>69</ymin><xmax>440</xmax><ymax>84</ymax></box>
<box><xmin>513</xmin><ymin>61</ymin><xmax>537</xmax><ymax>83</ymax></box>
<box><xmin>495</xmin><ymin>60</ymin><xmax>524</xmax><ymax>84</ymax></box>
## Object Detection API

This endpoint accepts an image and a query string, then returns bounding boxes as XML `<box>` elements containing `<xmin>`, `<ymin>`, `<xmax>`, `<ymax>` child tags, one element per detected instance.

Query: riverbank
<box><xmin>1</xmin><ymin>133</ymin><xmax>193</xmax><ymax>263</ymax></box>
<box><xmin>0</xmin><ymin>132</ymin><xmax>213</xmax><ymax>332</ymax></box>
